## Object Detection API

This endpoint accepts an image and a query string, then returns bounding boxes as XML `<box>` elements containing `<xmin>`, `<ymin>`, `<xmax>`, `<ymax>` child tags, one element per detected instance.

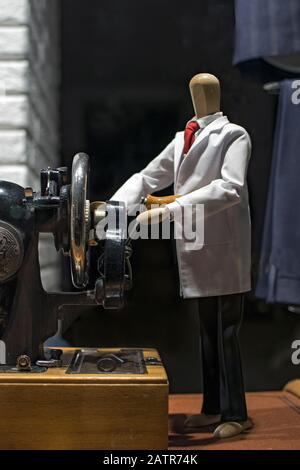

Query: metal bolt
<box><xmin>16</xmin><ymin>355</ymin><xmax>31</xmax><ymax>371</ymax></box>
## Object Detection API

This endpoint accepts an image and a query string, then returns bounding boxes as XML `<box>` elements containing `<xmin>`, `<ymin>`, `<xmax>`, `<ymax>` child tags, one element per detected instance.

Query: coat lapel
<box><xmin>174</xmin><ymin>131</ymin><xmax>184</xmax><ymax>180</ymax></box>
<box><xmin>175</xmin><ymin>116</ymin><xmax>229</xmax><ymax>184</ymax></box>
<box><xmin>189</xmin><ymin>116</ymin><xmax>229</xmax><ymax>154</ymax></box>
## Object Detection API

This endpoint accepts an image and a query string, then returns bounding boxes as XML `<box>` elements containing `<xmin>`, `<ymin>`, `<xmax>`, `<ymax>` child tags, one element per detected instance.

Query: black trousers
<box><xmin>198</xmin><ymin>293</ymin><xmax>248</xmax><ymax>422</ymax></box>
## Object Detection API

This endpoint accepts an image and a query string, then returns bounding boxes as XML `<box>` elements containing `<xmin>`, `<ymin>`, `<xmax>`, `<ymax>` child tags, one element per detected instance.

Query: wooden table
<box><xmin>0</xmin><ymin>348</ymin><xmax>169</xmax><ymax>450</ymax></box>
<box><xmin>169</xmin><ymin>391</ymin><xmax>300</xmax><ymax>450</ymax></box>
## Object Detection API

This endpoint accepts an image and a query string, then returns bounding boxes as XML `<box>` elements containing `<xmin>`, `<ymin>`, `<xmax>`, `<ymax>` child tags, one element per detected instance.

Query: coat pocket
<box><xmin>176</xmin><ymin>206</ymin><xmax>232</xmax><ymax>251</ymax></box>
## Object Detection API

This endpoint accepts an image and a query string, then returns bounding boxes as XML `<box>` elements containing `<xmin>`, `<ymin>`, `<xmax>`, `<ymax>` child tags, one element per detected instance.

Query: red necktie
<box><xmin>183</xmin><ymin>121</ymin><xmax>200</xmax><ymax>155</ymax></box>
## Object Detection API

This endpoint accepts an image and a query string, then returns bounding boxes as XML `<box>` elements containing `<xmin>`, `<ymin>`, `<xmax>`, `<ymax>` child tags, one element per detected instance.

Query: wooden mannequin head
<box><xmin>189</xmin><ymin>73</ymin><xmax>220</xmax><ymax>118</ymax></box>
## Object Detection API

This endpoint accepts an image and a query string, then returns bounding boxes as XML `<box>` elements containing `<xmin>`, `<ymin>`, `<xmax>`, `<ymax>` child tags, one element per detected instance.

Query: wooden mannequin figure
<box><xmin>111</xmin><ymin>73</ymin><xmax>252</xmax><ymax>438</ymax></box>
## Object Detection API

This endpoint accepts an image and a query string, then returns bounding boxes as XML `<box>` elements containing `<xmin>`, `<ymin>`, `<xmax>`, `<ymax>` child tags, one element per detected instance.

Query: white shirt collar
<box><xmin>192</xmin><ymin>111</ymin><xmax>223</xmax><ymax>129</ymax></box>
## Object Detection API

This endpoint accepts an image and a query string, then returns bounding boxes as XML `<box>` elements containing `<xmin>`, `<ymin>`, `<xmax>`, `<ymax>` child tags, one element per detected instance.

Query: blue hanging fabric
<box><xmin>234</xmin><ymin>0</ymin><xmax>300</xmax><ymax>65</ymax></box>
<box><xmin>256</xmin><ymin>79</ymin><xmax>300</xmax><ymax>304</ymax></box>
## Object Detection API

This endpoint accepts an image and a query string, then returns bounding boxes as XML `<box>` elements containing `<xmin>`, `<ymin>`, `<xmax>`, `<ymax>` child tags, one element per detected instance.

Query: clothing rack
<box><xmin>263</xmin><ymin>81</ymin><xmax>280</xmax><ymax>94</ymax></box>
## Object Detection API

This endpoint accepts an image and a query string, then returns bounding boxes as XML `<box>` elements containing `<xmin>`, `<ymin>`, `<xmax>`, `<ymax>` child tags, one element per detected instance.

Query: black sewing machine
<box><xmin>0</xmin><ymin>153</ymin><xmax>168</xmax><ymax>450</ymax></box>
<box><xmin>0</xmin><ymin>153</ymin><xmax>134</xmax><ymax>370</ymax></box>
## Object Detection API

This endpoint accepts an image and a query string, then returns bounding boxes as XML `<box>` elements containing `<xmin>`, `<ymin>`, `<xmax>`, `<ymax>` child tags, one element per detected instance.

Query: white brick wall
<box><xmin>0</xmin><ymin>0</ymin><xmax>61</xmax><ymax>291</ymax></box>
<box><xmin>0</xmin><ymin>0</ymin><xmax>28</xmax><ymax>24</ymax></box>
<box><xmin>0</xmin><ymin>61</ymin><xmax>28</xmax><ymax>93</ymax></box>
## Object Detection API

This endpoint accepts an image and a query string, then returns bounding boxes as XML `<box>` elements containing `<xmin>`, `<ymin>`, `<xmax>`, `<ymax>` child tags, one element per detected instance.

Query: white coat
<box><xmin>112</xmin><ymin>113</ymin><xmax>252</xmax><ymax>298</ymax></box>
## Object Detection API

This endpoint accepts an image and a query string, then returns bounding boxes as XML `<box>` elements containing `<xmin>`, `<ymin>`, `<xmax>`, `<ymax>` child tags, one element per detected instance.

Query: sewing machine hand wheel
<box><xmin>70</xmin><ymin>153</ymin><xmax>90</xmax><ymax>288</ymax></box>
<box><xmin>0</xmin><ymin>151</ymin><xmax>133</xmax><ymax>366</ymax></box>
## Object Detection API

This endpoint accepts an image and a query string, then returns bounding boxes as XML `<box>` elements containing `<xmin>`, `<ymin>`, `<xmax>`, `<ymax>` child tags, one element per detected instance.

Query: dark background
<box><xmin>60</xmin><ymin>0</ymin><xmax>300</xmax><ymax>392</ymax></box>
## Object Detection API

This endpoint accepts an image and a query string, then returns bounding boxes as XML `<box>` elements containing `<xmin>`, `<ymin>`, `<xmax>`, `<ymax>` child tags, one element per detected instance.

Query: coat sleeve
<box><xmin>111</xmin><ymin>138</ymin><xmax>175</xmax><ymax>211</ymax></box>
<box><xmin>167</xmin><ymin>128</ymin><xmax>251</xmax><ymax>218</ymax></box>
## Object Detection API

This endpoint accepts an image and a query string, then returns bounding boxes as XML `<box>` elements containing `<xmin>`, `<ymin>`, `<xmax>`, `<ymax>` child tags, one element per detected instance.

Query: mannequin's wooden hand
<box><xmin>136</xmin><ymin>207</ymin><xmax>170</xmax><ymax>225</ymax></box>
<box><xmin>142</xmin><ymin>194</ymin><xmax>181</xmax><ymax>210</ymax></box>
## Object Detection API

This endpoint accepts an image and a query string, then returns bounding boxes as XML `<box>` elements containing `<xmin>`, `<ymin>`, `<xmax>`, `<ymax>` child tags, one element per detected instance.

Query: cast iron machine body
<box><xmin>0</xmin><ymin>153</ymin><xmax>132</xmax><ymax>369</ymax></box>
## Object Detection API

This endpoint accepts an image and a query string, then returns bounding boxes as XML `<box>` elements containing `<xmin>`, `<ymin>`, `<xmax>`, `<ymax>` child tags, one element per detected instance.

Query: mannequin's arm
<box><xmin>166</xmin><ymin>130</ymin><xmax>251</xmax><ymax>218</ymax></box>
<box><xmin>111</xmin><ymin>139</ymin><xmax>175</xmax><ymax>213</ymax></box>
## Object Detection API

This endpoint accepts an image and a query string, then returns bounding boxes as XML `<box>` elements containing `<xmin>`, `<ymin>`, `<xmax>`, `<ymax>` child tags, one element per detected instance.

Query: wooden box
<box><xmin>0</xmin><ymin>348</ymin><xmax>168</xmax><ymax>450</ymax></box>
